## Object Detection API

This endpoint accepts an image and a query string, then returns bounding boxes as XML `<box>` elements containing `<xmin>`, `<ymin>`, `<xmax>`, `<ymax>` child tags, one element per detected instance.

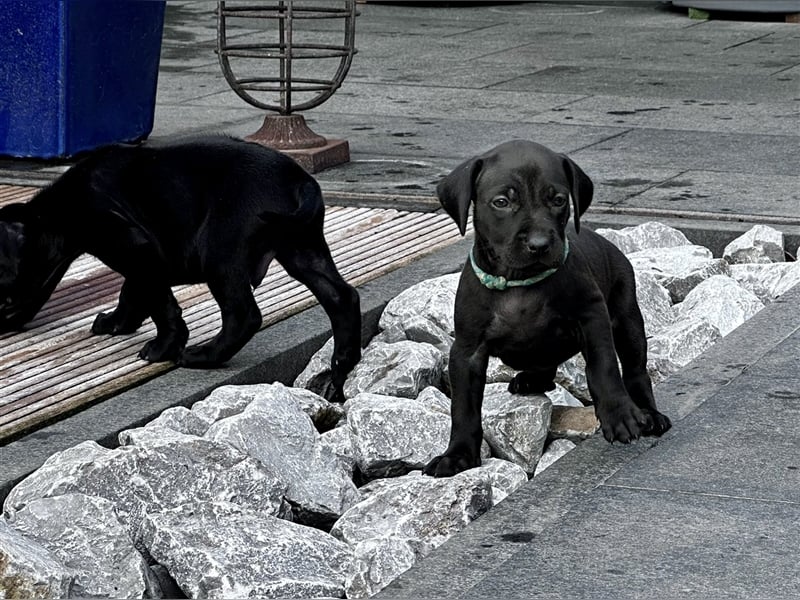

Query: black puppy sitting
<box><xmin>0</xmin><ymin>136</ymin><xmax>361</xmax><ymax>402</ymax></box>
<box><xmin>425</xmin><ymin>140</ymin><xmax>671</xmax><ymax>477</ymax></box>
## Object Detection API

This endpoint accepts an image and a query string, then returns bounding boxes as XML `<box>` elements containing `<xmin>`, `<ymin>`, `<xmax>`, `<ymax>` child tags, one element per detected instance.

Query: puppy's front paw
<box><xmin>641</xmin><ymin>409</ymin><xmax>672</xmax><ymax>437</ymax></box>
<box><xmin>92</xmin><ymin>312</ymin><xmax>118</xmax><ymax>335</ymax></box>
<box><xmin>139</xmin><ymin>336</ymin><xmax>183</xmax><ymax>363</ymax></box>
<box><xmin>597</xmin><ymin>403</ymin><xmax>648</xmax><ymax>444</ymax></box>
<box><xmin>423</xmin><ymin>453</ymin><xmax>479</xmax><ymax>478</ymax></box>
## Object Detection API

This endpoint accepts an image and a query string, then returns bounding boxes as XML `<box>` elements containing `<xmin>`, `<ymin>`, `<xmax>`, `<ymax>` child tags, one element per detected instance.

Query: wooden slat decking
<box><xmin>0</xmin><ymin>185</ymin><xmax>462</xmax><ymax>441</ymax></box>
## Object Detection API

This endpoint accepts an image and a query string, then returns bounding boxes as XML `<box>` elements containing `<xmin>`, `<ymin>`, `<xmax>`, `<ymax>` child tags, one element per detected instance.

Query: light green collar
<box><xmin>470</xmin><ymin>239</ymin><xmax>569</xmax><ymax>291</ymax></box>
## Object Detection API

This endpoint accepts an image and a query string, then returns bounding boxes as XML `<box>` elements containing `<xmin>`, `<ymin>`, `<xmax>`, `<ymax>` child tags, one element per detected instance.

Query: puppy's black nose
<box><xmin>523</xmin><ymin>233</ymin><xmax>551</xmax><ymax>256</ymax></box>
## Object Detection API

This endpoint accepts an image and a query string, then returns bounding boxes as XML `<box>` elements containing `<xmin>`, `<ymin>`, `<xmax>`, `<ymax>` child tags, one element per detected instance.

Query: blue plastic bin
<box><xmin>0</xmin><ymin>0</ymin><xmax>166</xmax><ymax>158</ymax></box>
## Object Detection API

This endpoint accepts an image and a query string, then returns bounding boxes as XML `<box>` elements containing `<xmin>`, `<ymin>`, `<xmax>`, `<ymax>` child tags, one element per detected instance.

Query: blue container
<box><xmin>0</xmin><ymin>0</ymin><xmax>166</xmax><ymax>158</ymax></box>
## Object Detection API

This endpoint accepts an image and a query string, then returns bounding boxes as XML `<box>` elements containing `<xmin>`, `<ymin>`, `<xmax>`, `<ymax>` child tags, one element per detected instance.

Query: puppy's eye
<box><xmin>491</xmin><ymin>195</ymin><xmax>510</xmax><ymax>209</ymax></box>
<box><xmin>552</xmin><ymin>195</ymin><xmax>568</xmax><ymax>207</ymax></box>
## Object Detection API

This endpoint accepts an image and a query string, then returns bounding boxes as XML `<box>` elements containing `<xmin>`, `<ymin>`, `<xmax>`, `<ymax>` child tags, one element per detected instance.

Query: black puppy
<box><xmin>425</xmin><ymin>140</ymin><xmax>671</xmax><ymax>477</ymax></box>
<box><xmin>0</xmin><ymin>136</ymin><xmax>361</xmax><ymax>402</ymax></box>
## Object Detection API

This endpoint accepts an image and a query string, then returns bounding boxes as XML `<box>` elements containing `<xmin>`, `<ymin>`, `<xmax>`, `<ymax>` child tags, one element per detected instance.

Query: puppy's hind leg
<box><xmin>179</xmin><ymin>270</ymin><xmax>262</xmax><ymax>368</ymax></box>
<box><xmin>508</xmin><ymin>366</ymin><xmax>557</xmax><ymax>395</ymax></box>
<box><xmin>276</xmin><ymin>236</ymin><xmax>361</xmax><ymax>403</ymax></box>
<box><xmin>92</xmin><ymin>279</ymin><xmax>149</xmax><ymax>335</ymax></box>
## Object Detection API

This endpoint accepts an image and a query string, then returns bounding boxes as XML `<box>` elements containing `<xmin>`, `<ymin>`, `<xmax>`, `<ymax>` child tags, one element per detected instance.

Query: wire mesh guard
<box><xmin>216</xmin><ymin>1</ymin><xmax>358</xmax><ymax>171</ymax></box>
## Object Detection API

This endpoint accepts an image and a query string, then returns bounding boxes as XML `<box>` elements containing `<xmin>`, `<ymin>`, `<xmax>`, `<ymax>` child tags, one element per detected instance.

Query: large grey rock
<box><xmin>634</xmin><ymin>270</ymin><xmax>675</xmax><ymax>337</ymax></box>
<box><xmin>345</xmin><ymin>393</ymin><xmax>450</xmax><ymax>478</ymax></box>
<box><xmin>415</xmin><ymin>385</ymin><xmax>451</xmax><ymax>415</ymax></box>
<box><xmin>648</xmin><ymin>317</ymin><xmax>722</xmax><ymax>372</ymax></box>
<box><xmin>139</xmin><ymin>501</ymin><xmax>353</xmax><ymax>600</ymax></box>
<box><xmin>205</xmin><ymin>383</ymin><xmax>359</xmax><ymax>527</ymax></box>
<box><xmin>730</xmin><ymin>262</ymin><xmax>800</xmax><ymax>303</ymax></box>
<box><xmin>377</xmin><ymin>273</ymin><xmax>460</xmax><ymax>352</ymax></box>
<box><xmin>344</xmin><ymin>340</ymin><xmax>444</xmax><ymax>400</ymax></box>
<box><xmin>345</xmin><ymin>537</ymin><xmax>417</xmax><ymax>599</ymax></box>
<box><xmin>145</xmin><ymin>406</ymin><xmax>211</xmax><ymax>437</ymax></box>
<box><xmin>627</xmin><ymin>245</ymin><xmax>730</xmax><ymax>302</ymax></box>
<box><xmin>595</xmin><ymin>222</ymin><xmax>691</xmax><ymax>254</ymax></box>
<box><xmin>190</xmin><ymin>384</ymin><xmax>257</xmax><ymax>423</ymax></box>
<box><xmin>482</xmin><ymin>383</ymin><xmax>552</xmax><ymax>476</ymax></box>
<box><xmin>674</xmin><ymin>275</ymin><xmax>764</xmax><ymax>337</ymax></box>
<box><xmin>534</xmin><ymin>439</ymin><xmax>577</xmax><ymax>477</ymax></box>
<box><xmin>331</xmin><ymin>467</ymin><xmax>493</xmax><ymax>559</ymax></box>
<box><xmin>293</xmin><ymin>337</ymin><xmax>336</xmax><ymax>399</ymax></box>
<box><xmin>476</xmin><ymin>457</ymin><xmax>529</xmax><ymax>503</ymax></box>
<box><xmin>8</xmin><ymin>494</ymin><xmax>153</xmax><ymax>599</ymax></box>
<box><xmin>4</xmin><ymin>437</ymin><xmax>287</xmax><ymax>529</ymax></box>
<box><xmin>0</xmin><ymin>519</ymin><xmax>71</xmax><ymax>599</ymax></box>
<box><xmin>319</xmin><ymin>425</ymin><xmax>357</xmax><ymax>477</ymax></box>
<box><xmin>723</xmin><ymin>225</ymin><xmax>785</xmax><ymax>264</ymax></box>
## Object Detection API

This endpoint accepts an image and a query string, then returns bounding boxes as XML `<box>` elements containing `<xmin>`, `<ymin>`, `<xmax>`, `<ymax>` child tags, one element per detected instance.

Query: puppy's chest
<box><xmin>486</xmin><ymin>294</ymin><xmax>577</xmax><ymax>348</ymax></box>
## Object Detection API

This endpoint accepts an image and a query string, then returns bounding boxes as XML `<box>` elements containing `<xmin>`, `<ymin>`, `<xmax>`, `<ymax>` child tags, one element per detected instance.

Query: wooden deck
<box><xmin>0</xmin><ymin>185</ymin><xmax>462</xmax><ymax>442</ymax></box>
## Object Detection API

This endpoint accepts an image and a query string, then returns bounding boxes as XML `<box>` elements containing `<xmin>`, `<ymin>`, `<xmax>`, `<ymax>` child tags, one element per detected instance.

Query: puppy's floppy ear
<box><xmin>436</xmin><ymin>157</ymin><xmax>484</xmax><ymax>236</ymax></box>
<box><xmin>560</xmin><ymin>155</ymin><xmax>593</xmax><ymax>234</ymax></box>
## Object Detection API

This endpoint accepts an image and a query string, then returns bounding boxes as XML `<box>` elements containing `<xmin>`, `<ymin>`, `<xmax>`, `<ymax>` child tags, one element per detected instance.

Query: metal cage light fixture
<box><xmin>216</xmin><ymin>0</ymin><xmax>357</xmax><ymax>172</ymax></box>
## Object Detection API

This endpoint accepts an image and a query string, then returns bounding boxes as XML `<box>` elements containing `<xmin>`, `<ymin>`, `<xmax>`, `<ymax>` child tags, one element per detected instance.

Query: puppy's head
<box><xmin>437</xmin><ymin>140</ymin><xmax>593</xmax><ymax>272</ymax></box>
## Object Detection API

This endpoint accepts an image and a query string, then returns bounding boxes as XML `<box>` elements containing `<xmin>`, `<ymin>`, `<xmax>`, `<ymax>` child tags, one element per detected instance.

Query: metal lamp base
<box><xmin>245</xmin><ymin>114</ymin><xmax>350</xmax><ymax>173</ymax></box>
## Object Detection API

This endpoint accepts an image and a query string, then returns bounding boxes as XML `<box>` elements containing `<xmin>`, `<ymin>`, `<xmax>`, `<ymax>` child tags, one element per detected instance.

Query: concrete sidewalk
<box><xmin>1</xmin><ymin>1</ymin><xmax>798</xmax><ymax>596</ymax></box>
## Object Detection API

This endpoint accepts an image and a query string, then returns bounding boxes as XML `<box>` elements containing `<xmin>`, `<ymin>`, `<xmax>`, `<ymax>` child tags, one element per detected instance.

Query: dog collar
<box><xmin>470</xmin><ymin>239</ymin><xmax>569</xmax><ymax>291</ymax></box>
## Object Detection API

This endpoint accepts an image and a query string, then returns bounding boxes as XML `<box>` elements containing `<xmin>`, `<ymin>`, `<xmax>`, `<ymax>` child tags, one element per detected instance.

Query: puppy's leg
<box><xmin>508</xmin><ymin>367</ymin><xmax>557</xmax><ymax>395</ymax></box>
<box><xmin>138</xmin><ymin>285</ymin><xmax>189</xmax><ymax>363</ymax></box>
<box><xmin>179</xmin><ymin>270</ymin><xmax>262</xmax><ymax>368</ymax></box>
<box><xmin>610</xmin><ymin>294</ymin><xmax>672</xmax><ymax>437</ymax></box>
<box><xmin>276</xmin><ymin>237</ymin><xmax>361</xmax><ymax>403</ymax></box>
<box><xmin>92</xmin><ymin>279</ymin><xmax>149</xmax><ymax>335</ymax></box>
<box><xmin>581</xmin><ymin>299</ymin><xmax>651</xmax><ymax>444</ymax></box>
<box><xmin>424</xmin><ymin>339</ymin><xmax>488</xmax><ymax>477</ymax></box>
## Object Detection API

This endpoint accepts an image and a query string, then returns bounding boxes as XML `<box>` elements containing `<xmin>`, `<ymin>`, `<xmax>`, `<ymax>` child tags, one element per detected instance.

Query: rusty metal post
<box><xmin>216</xmin><ymin>1</ymin><xmax>357</xmax><ymax>172</ymax></box>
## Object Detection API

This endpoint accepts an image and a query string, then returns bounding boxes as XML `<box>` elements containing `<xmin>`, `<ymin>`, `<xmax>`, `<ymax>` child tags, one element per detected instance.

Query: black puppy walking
<box><xmin>425</xmin><ymin>140</ymin><xmax>671</xmax><ymax>477</ymax></box>
<box><xmin>0</xmin><ymin>136</ymin><xmax>361</xmax><ymax>402</ymax></box>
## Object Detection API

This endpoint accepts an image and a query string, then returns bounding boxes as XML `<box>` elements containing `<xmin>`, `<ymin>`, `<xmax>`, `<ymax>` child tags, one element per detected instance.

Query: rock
<box><xmin>596</xmin><ymin>222</ymin><xmax>691</xmax><ymax>254</ymax></box>
<box><xmin>293</xmin><ymin>336</ymin><xmax>337</xmax><ymax>399</ymax></box>
<box><xmin>346</xmin><ymin>393</ymin><xmax>450</xmax><ymax>478</ymax></box>
<box><xmin>545</xmin><ymin>383</ymin><xmax>584</xmax><ymax>408</ymax></box>
<box><xmin>730</xmin><ymin>262</ymin><xmax>800</xmax><ymax>303</ymax></box>
<box><xmin>331</xmin><ymin>468</ymin><xmax>493</xmax><ymax>557</ymax></box>
<box><xmin>377</xmin><ymin>273</ymin><xmax>460</xmax><ymax>352</ymax></box>
<box><xmin>0</xmin><ymin>519</ymin><xmax>71</xmax><ymax>599</ymax></box>
<box><xmin>648</xmin><ymin>317</ymin><xmax>722</xmax><ymax>370</ymax></box>
<box><xmin>486</xmin><ymin>356</ymin><xmax>519</xmax><ymax>384</ymax></box>
<box><xmin>723</xmin><ymin>225</ymin><xmax>785</xmax><ymax>264</ymax></box>
<box><xmin>482</xmin><ymin>383</ymin><xmax>552</xmax><ymax>476</ymax></box>
<box><xmin>344</xmin><ymin>340</ymin><xmax>444</xmax><ymax>399</ymax></box>
<box><xmin>4</xmin><ymin>437</ymin><xmax>288</xmax><ymax>530</ymax></box>
<box><xmin>634</xmin><ymin>271</ymin><xmax>675</xmax><ymax>337</ymax></box>
<box><xmin>413</xmin><ymin>386</ymin><xmax>450</xmax><ymax>416</ymax></box>
<box><xmin>477</xmin><ymin>458</ymin><xmax>529</xmax><ymax>502</ymax></box>
<box><xmin>549</xmin><ymin>406</ymin><xmax>600</xmax><ymax>441</ymax></box>
<box><xmin>674</xmin><ymin>275</ymin><xmax>764</xmax><ymax>337</ymax></box>
<box><xmin>627</xmin><ymin>245</ymin><xmax>730</xmax><ymax>302</ymax></box>
<box><xmin>345</xmin><ymin>537</ymin><xmax>417</xmax><ymax>599</ymax></box>
<box><xmin>190</xmin><ymin>385</ymin><xmax>256</xmax><ymax>424</ymax></box>
<box><xmin>144</xmin><ymin>406</ymin><xmax>211</xmax><ymax>437</ymax></box>
<box><xmin>205</xmin><ymin>383</ymin><xmax>359</xmax><ymax>527</ymax></box>
<box><xmin>556</xmin><ymin>354</ymin><xmax>590</xmax><ymax>403</ymax></box>
<box><xmin>319</xmin><ymin>425</ymin><xmax>357</xmax><ymax>477</ymax></box>
<box><xmin>284</xmin><ymin>385</ymin><xmax>348</xmax><ymax>432</ymax></box>
<box><xmin>534</xmin><ymin>439</ymin><xmax>577</xmax><ymax>477</ymax></box>
<box><xmin>139</xmin><ymin>500</ymin><xmax>353</xmax><ymax>600</ymax></box>
<box><xmin>7</xmin><ymin>493</ymin><xmax>154</xmax><ymax>599</ymax></box>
